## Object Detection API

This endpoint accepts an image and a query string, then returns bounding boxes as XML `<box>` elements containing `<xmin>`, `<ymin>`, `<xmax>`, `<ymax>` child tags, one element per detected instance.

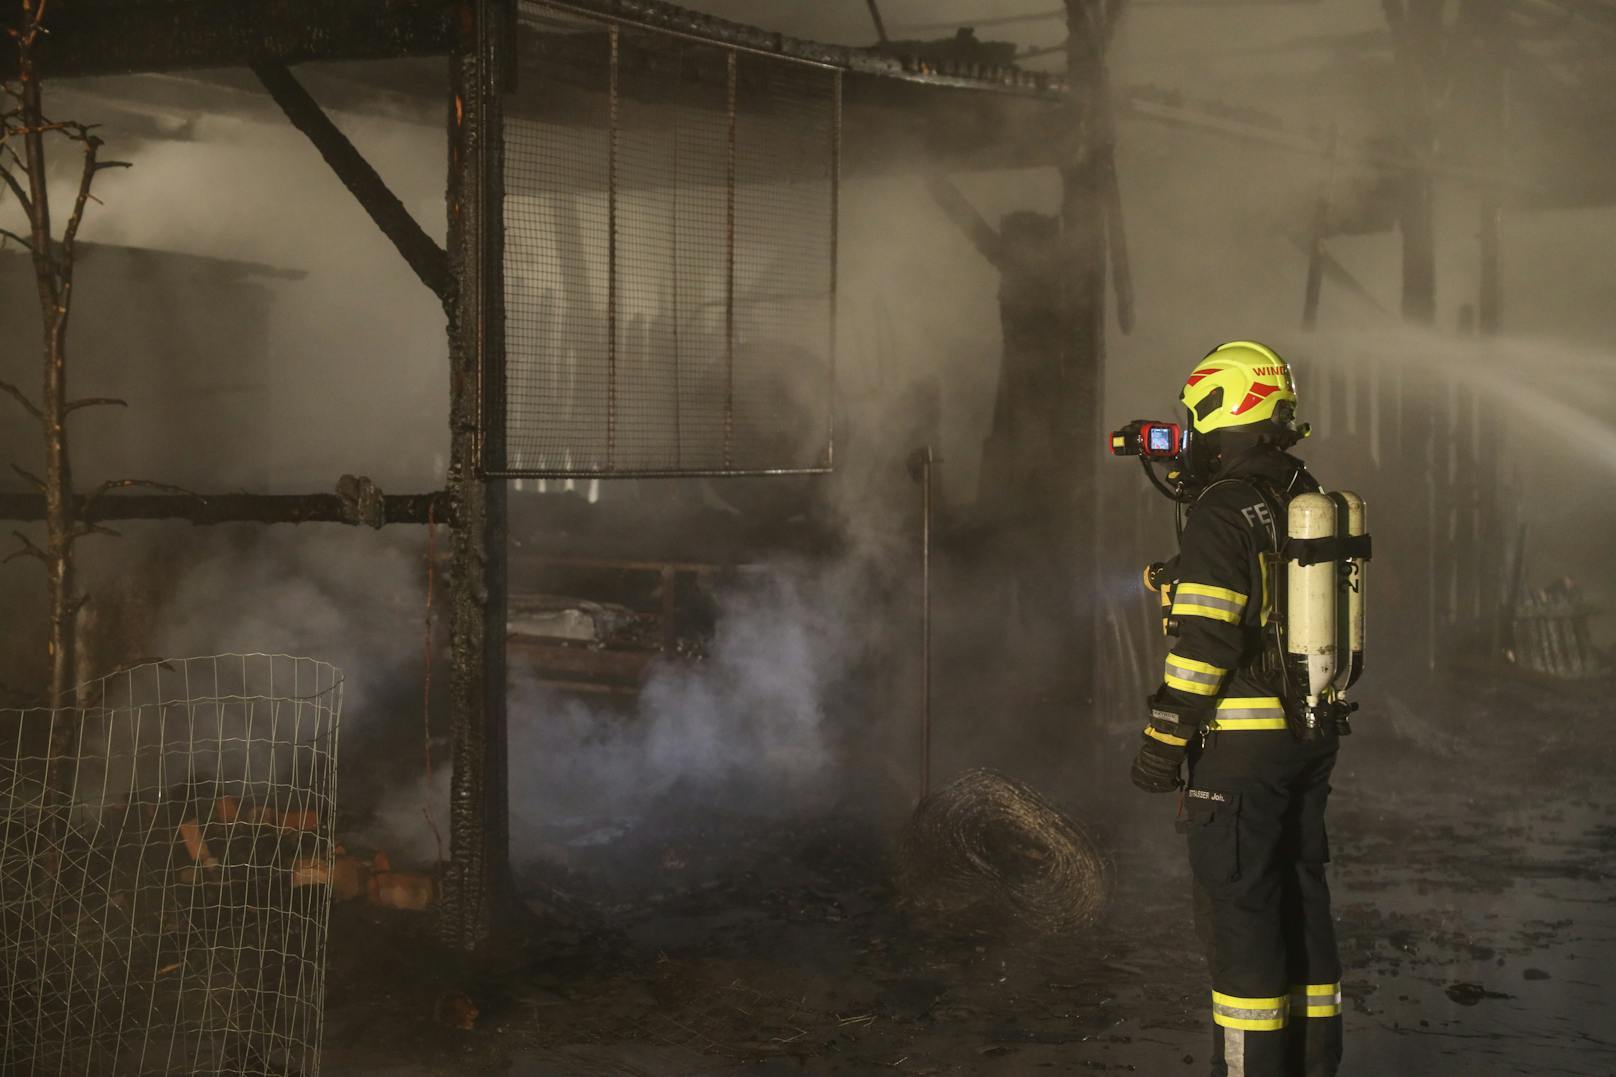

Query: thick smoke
<box><xmin>3</xmin><ymin>6</ymin><xmax>1612</xmax><ymax>872</ymax></box>
<box><xmin>507</xmin><ymin>560</ymin><xmax>862</xmax><ymax>832</ymax></box>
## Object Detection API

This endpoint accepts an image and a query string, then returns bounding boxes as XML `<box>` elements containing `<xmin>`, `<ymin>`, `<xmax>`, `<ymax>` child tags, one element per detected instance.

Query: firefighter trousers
<box><xmin>1183</xmin><ymin>730</ymin><xmax>1342</xmax><ymax>1077</ymax></box>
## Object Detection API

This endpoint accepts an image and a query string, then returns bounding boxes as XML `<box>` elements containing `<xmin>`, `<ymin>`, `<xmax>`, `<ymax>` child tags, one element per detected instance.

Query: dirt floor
<box><xmin>321</xmin><ymin>674</ymin><xmax>1616</xmax><ymax>1076</ymax></box>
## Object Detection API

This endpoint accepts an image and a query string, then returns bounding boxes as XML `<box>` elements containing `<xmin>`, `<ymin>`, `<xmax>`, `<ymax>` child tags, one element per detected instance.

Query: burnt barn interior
<box><xmin>2</xmin><ymin>0</ymin><xmax>1615</xmax><ymax>1074</ymax></box>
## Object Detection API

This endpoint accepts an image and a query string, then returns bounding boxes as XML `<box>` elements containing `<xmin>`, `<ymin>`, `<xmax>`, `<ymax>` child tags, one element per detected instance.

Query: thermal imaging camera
<box><xmin>1110</xmin><ymin>420</ymin><xmax>1183</xmax><ymax>461</ymax></box>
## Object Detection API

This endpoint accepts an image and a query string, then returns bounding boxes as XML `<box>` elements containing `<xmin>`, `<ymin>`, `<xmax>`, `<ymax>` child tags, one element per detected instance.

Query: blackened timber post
<box><xmin>1063</xmin><ymin>0</ymin><xmax>1108</xmax><ymax>709</ymax></box>
<box><xmin>1471</xmin><ymin>2</ymin><xmax>1508</xmax><ymax>646</ymax></box>
<box><xmin>1385</xmin><ymin>0</ymin><xmax>1442</xmax><ymax>326</ymax></box>
<box><xmin>1474</xmin><ymin>0</ymin><xmax>1508</xmax><ymax>337</ymax></box>
<box><xmin>441</xmin><ymin>0</ymin><xmax>510</xmax><ymax>952</ymax></box>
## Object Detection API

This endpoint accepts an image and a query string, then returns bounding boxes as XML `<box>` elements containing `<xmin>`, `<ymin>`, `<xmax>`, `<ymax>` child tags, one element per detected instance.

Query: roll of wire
<box><xmin>896</xmin><ymin>768</ymin><xmax>1110</xmax><ymax>934</ymax></box>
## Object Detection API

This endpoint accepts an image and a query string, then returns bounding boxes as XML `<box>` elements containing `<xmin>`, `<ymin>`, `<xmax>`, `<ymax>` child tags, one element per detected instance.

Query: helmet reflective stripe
<box><xmin>1180</xmin><ymin>340</ymin><xmax>1300</xmax><ymax>435</ymax></box>
<box><xmin>1231</xmin><ymin>380</ymin><xmax>1281</xmax><ymax>416</ymax></box>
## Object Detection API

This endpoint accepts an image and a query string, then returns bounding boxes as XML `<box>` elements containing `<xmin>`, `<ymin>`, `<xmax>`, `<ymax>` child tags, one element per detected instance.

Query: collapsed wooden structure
<box><xmin>0</xmin><ymin>0</ymin><xmax>1100</xmax><ymax>951</ymax></box>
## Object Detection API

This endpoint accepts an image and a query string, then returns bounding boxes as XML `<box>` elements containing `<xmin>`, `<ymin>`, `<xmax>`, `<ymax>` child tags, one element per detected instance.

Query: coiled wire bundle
<box><xmin>895</xmin><ymin>768</ymin><xmax>1110</xmax><ymax>934</ymax></box>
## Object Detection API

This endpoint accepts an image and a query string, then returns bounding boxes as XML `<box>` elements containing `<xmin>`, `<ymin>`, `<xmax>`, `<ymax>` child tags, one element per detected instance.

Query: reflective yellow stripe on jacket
<box><xmin>1164</xmin><ymin>653</ymin><xmax>1227</xmax><ymax>696</ymax></box>
<box><xmin>1143</xmin><ymin>723</ymin><xmax>1191</xmax><ymax>748</ymax></box>
<box><xmin>1211</xmin><ymin>697</ymin><xmax>1288</xmax><ymax>731</ymax></box>
<box><xmin>1172</xmin><ymin>582</ymin><xmax>1248</xmax><ymax>625</ymax></box>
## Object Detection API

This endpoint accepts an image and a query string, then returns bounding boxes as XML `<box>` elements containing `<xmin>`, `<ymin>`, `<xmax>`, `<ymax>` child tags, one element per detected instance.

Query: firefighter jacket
<box><xmin>1158</xmin><ymin>444</ymin><xmax>1320</xmax><ymax>733</ymax></box>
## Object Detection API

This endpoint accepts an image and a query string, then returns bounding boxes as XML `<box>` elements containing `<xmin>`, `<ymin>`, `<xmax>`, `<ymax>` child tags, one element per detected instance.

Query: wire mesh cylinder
<box><xmin>0</xmin><ymin>655</ymin><xmax>343</xmax><ymax>1076</ymax></box>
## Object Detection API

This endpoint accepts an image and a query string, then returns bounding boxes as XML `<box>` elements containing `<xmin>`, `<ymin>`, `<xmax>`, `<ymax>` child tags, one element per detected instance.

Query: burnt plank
<box><xmin>3</xmin><ymin>0</ymin><xmax>457</xmax><ymax>80</ymax></box>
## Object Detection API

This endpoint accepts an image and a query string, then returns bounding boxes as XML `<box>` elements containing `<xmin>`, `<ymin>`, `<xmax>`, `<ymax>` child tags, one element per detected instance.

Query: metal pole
<box><xmin>607</xmin><ymin>24</ymin><xmax>620</xmax><ymax>468</ymax></box>
<box><xmin>910</xmin><ymin>446</ymin><xmax>934</xmax><ymax>800</ymax></box>
<box><xmin>827</xmin><ymin>69</ymin><xmax>841</xmax><ymax>470</ymax></box>
<box><xmin>723</xmin><ymin>49</ymin><xmax>737</xmax><ymax>469</ymax></box>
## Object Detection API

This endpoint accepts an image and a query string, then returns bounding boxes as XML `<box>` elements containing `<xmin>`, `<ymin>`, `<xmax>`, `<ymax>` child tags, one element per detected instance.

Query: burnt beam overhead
<box><xmin>0</xmin><ymin>0</ymin><xmax>459</xmax><ymax>81</ymax></box>
<box><xmin>527</xmin><ymin>0</ymin><xmax>1066</xmax><ymax>97</ymax></box>
<box><xmin>2</xmin><ymin>0</ymin><xmax>1068</xmax><ymax>100</ymax></box>
<box><xmin>252</xmin><ymin>62</ymin><xmax>451</xmax><ymax>303</ymax></box>
<box><xmin>0</xmin><ymin>491</ymin><xmax>453</xmax><ymax>527</ymax></box>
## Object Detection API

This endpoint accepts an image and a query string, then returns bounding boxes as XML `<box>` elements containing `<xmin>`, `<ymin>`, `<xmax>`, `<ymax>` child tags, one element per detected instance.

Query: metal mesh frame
<box><xmin>488</xmin><ymin>0</ymin><xmax>840</xmax><ymax>478</ymax></box>
<box><xmin>0</xmin><ymin>655</ymin><xmax>343</xmax><ymax>1077</ymax></box>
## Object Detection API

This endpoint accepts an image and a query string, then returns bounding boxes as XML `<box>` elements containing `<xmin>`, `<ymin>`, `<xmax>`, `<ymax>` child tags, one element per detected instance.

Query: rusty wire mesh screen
<box><xmin>492</xmin><ymin>1</ymin><xmax>839</xmax><ymax>477</ymax></box>
<box><xmin>0</xmin><ymin>655</ymin><xmax>342</xmax><ymax>1076</ymax></box>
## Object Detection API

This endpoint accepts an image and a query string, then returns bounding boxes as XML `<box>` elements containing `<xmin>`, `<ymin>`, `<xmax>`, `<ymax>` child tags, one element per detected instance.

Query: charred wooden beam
<box><xmin>438</xmin><ymin>0</ymin><xmax>511</xmax><ymax>954</ymax></box>
<box><xmin>926</xmin><ymin>176</ymin><xmax>1005</xmax><ymax>269</ymax></box>
<box><xmin>4</xmin><ymin>0</ymin><xmax>1065</xmax><ymax>97</ymax></box>
<box><xmin>2</xmin><ymin>0</ymin><xmax>456</xmax><ymax>81</ymax></box>
<box><xmin>1384</xmin><ymin>0</ymin><xmax>1442</xmax><ymax>326</ymax></box>
<box><xmin>1058</xmin><ymin>0</ymin><xmax>1108</xmax><ymax>705</ymax></box>
<box><xmin>0</xmin><ymin>491</ymin><xmax>452</xmax><ymax>526</ymax></box>
<box><xmin>865</xmin><ymin>0</ymin><xmax>891</xmax><ymax>44</ymax></box>
<box><xmin>253</xmin><ymin>63</ymin><xmax>451</xmax><ymax>302</ymax></box>
<box><xmin>1301</xmin><ymin>197</ymin><xmax>1328</xmax><ymax>330</ymax></box>
<box><xmin>1473</xmin><ymin>0</ymin><xmax>1508</xmax><ymax>336</ymax></box>
<box><xmin>537</xmin><ymin>0</ymin><xmax>1066</xmax><ymax>97</ymax></box>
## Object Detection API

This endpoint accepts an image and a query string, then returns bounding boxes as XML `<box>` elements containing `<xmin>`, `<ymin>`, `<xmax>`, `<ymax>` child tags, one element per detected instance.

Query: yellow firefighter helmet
<box><xmin>1180</xmin><ymin>341</ymin><xmax>1300</xmax><ymax>434</ymax></box>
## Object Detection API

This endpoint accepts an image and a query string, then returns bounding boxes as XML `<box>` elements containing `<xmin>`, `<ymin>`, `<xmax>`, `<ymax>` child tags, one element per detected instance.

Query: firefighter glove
<box><xmin>1130</xmin><ymin>696</ymin><xmax>1206</xmax><ymax>794</ymax></box>
<box><xmin>1131</xmin><ymin>734</ymin><xmax>1184</xmax><ymax>793</ymax></box>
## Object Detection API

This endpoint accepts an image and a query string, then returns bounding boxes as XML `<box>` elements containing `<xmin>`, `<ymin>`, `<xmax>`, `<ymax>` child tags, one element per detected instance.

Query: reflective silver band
<box><xmin>1165</xmin><ymin>660</ymin><xmax>1222</xmax><ymax>686</ymax></box>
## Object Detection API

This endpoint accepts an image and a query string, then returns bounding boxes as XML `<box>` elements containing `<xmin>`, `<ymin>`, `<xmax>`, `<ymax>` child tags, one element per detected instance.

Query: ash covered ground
<box><xmin>321</xmin><ymin>673</ymin><xmax>1616</xmax><ymax>1076</ymax></box>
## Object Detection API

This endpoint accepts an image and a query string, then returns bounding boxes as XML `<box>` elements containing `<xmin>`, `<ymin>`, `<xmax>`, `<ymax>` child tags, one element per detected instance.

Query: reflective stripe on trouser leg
<box><xmin>1290</xmin><ymin>982</ymin><xmax>1342</xmax><ymax>1018</ymax></box>
<box><xmin>1214</xmin><ymin>1021</ymin><xmax>1290</xmax><ymax>1077</ymax></box>
<box><xmin>1212</xmin><ymin>991</ymin><xmax>1288</xmax><ymax>1031</ymax></box>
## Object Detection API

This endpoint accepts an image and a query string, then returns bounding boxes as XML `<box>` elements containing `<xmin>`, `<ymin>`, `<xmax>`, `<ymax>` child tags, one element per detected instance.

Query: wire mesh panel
<box><xmin>494</xmin><ymin>1</ymin><xmax>839</xmax><ymax>477</ymax></box>
<box><xmin>0</xmin><ymin>655</ymin><xmax>342</xmax><ymax>1076</ymax></box>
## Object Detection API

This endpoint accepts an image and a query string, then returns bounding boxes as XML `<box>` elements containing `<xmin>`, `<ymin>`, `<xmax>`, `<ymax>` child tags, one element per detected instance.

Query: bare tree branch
<box><xmin>63</xmin><ymin>396</ymin><xmax>126</xmax><ymax>414</ymax></box>
<box><xmin>14</xmin><ymin>0</ymin><xmax>50</xmax><ymax>51</ymax></box>
<box><xmin>0</xmin><ymin>159</ymin><xmax>30</xmax><ymax>212</ymax></box>
<box><xmin>0</xmin><ymin>378</ymin><xmax>43</xmax><ymax>422</ymax></box>
<box><xmin>69</xmin><ymin>521</ymin><xmax>120</xmax><ymax>541</ymax></box>
<box><xmin>83</xmin><ymin>477</ymin><xmax>201</xmax><ymax>507</ymax></box>
<box><xmin>59</xmin><ymin>126</ymin><xmax>100</xmax><ymax>267</ymax></box>
<box><xmin>4</xmin><ymin>529</ymin><xmax>48</xmax><ymax>565</ymax></box>
<box><xmin>10</xmin><ymin>464</ymin><xmax>45</xmax><ymax>491</ymax></box>
<box><xmin>0</xmin><ymin>226</ymin><xmax>35</xmax><ymax>252</ymax></box>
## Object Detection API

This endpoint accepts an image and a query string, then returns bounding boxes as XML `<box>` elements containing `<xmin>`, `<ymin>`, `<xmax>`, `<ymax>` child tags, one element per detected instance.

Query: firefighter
<box><xmin>1130</xmin><ymin>341</ymin><xmax>1345</xmax><ymax>1077</ymax></box>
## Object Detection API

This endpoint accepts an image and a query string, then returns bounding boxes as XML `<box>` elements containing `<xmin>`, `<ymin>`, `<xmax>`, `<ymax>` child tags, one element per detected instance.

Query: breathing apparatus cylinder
<box><xmin>1285</xmin><ymin>492</ymin><xmax>1339</xmax><ymax>712</ymax></box>
<box><xmin>1330</xmin><ymin>491</ymin><xmax>1367</xmax><ymax>693</ymax></box>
